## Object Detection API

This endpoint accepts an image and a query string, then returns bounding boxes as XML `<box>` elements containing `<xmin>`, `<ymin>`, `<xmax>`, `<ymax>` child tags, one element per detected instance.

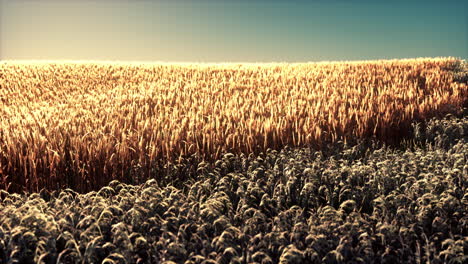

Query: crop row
<box><xmin>0</xmin><ymin>114</ymin><xmax>466</xmax><ymax>263</ymax></box>
<box><xmin>0</xmin><ymin>58</ymin><xmax>466</xmax><ymax>192</ymax></box>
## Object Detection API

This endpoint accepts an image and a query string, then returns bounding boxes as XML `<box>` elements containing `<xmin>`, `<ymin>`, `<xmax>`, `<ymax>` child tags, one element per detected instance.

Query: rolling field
<box><xmin>0</xmin><ymin>58</ymin><xmax>466</xmax><ymax>192</ymax></box>
<box><xmin>0</xmin><ymin>58</ymin><xmax>467</xmax><ymax>263</ymax></box>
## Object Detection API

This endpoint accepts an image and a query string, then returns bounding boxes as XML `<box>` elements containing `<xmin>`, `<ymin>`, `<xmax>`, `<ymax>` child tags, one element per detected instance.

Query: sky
<box><xmin>0</xmin><ymin>0</ymin><xmax>466</xmax><ymax>62</ymax></box>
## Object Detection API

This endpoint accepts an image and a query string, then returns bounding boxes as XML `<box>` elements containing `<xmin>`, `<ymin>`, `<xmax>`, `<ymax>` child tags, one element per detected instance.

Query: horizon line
<box><xmin>0</xmin><ymin>57</ymin><xmax>464</xmax><ymax>65</ymax></box>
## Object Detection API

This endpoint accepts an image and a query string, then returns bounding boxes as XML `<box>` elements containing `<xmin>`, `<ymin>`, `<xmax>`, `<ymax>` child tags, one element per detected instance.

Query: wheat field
<box><xmin>0</xmin><ymin>58</ymin><xmax>466</xmax><ymax>192</ymax></box>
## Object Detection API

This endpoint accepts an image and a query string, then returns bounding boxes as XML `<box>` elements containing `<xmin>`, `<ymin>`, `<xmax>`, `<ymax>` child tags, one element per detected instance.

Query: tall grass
<box><xmin>0</xmin><ymin>58</ymin><xmax>466</xmax><ymax>192</ymax></box>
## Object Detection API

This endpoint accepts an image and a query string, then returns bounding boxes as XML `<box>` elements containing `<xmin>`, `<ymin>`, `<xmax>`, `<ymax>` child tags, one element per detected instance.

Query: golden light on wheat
<box><xmin>0</xmin><ymin>58</ymin><xmax>466</xmax><ymax>192</ymax></box>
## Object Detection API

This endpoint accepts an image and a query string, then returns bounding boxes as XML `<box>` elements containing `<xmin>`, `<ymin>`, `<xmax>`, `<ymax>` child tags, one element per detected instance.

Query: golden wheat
<box><xmin>0</xmin><ymin>58</ymin><xmax>466</xmax><ymax>192</ymax></box>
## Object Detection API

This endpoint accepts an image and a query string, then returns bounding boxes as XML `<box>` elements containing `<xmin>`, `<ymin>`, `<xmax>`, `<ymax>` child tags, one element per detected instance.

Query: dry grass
<box><xmin>0</xmin><ymin>58</ymin><xmax>466</xmax><ymax>192</ymax></box>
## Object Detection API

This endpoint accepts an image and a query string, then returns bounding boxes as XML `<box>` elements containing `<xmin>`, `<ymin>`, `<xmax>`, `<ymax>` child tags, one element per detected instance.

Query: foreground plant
<box><xmin>0</xmin><ymin>114</ymin><xmax>466</xmax><ymax>263</ymax></box>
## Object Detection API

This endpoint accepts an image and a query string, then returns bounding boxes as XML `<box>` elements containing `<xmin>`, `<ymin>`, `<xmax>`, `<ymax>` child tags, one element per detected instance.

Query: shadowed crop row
<box><xmin>0</xmin><ymin>114</ymin><xmax>466</xmax><ymax>264</ymax></box>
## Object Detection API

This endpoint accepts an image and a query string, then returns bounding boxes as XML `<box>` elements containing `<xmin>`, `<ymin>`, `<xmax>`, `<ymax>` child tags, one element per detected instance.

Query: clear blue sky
<box><xmin>0</xmin><ymin>0</ymin><xmax>466</xmax><ymax>62</ymax></box>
